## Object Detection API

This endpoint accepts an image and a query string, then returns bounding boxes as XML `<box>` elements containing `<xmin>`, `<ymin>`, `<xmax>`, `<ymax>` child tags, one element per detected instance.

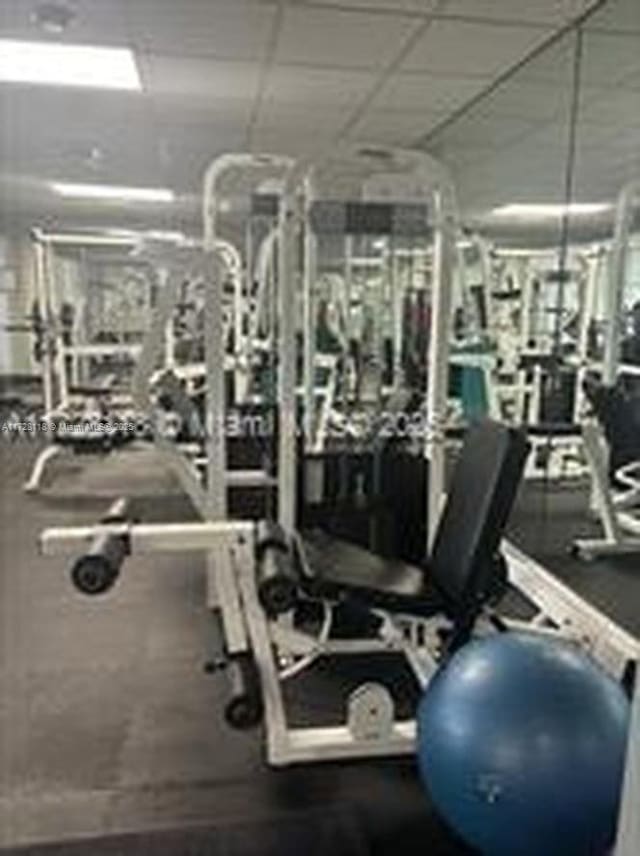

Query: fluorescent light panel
<box><xmin>43</xmin><ymin>233</ymin><xmax>138</xmax><ymax>246</ymax></box>
<box><xmin>41</xmin><ymin>229</ymin><xmax>188</xmax><ymax>246</ymax></box>
<box><xmin>0</xmin><ymin>39</ymin><xmax>141</xmax><ymax>90</ymax></box>
<box><xmin>51</xmin><ymin>183</ymin><xmax>174</xmax><ymax>203</ymax></box>
<box><xmin>492</xmin><ymin>203</ymin><xmax>612</xmax><ymax>218</ymax></box>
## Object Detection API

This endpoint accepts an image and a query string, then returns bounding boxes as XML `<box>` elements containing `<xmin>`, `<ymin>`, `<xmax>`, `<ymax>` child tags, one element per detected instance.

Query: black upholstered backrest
<box><xmin>430</xmin><ymin>420</ymin><xmax>529</xmax><ymax>617</ymax></box>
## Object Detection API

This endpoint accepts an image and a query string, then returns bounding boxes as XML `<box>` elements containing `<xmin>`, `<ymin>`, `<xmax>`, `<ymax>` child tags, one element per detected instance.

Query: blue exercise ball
<box><xmin>417</xmin><ymin>633</ymin><xmax>629</xmax><ymax>856</ymax></box>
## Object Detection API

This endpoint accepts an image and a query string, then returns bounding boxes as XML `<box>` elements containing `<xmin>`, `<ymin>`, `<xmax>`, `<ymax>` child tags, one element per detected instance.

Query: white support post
<box><xmin>33</xmin><ymin>238</ymin><xmax>54</xmax><ymax>416</ymax></box>
<box><xmin>44</xmin><ymin>242</ymin><xmax>69</xmax><ymax>409</ymax></box>
<box><xmin>604</xmin><ymin>183</ymin><xmax>640</xmax><ymax>386</ymax></box>
<box><xmin>302</xmin><ymin>181</ymin><xmax>316</xmax><ymax>446</ymax></box>
<box><xmin>574</xmin><ymin>248</ymin><xmax>604</xmax><ymax>422</ymax></box>
<box><xmin>391</xmin><ymin>239</ymin><xmax>403</xmax><ymax>390</ymax></box>
<box><xmin>204</xmin><ymin>247</ymin><xmax>227</xmax><ymax>521</ymax></box>
<box><xmin>426</xmin><ymin>187</ymin><xmax>456</xmax><ymax>550</ymax></box>
<box><xmin>277</xmin><ymin>187</ymin><xmax>299</xmax><ymax>531</ymax></box>
<box><xmin>615</xmin><ymin>673</ymin><xmax>639</xmax><ymax>856</ymax></box>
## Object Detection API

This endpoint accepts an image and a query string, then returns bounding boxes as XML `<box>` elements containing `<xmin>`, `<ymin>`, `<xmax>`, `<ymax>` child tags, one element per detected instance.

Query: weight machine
<box><xmin>23</xmin><ymin>229</ymin><xmax>159</xmax><ymax>492</ymax></box>
<box><xmin>573</xmin><ymin>181</ymin><xmax>640</xmax><ymax>559</ymax></box>
<box><xmin>39</xmin><ymin>145</ymin><xmax>638</xmax><ymax>771</ymax></box>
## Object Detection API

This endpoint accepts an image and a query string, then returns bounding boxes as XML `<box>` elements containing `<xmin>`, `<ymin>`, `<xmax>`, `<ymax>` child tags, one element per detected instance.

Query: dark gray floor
<box><xmin>509</xmin><ymin>479</ymin><xmax>640</xmax><ymax>638</ymax></box>
<box><xmin>2</xmin><ymin>440</ymin><xmax>639</xmax><ymax>853</ymax></box>
<box><xmin>0</xmin><ymin>442</ymin><xmax>469</xmax><ymax>854</ymax></box>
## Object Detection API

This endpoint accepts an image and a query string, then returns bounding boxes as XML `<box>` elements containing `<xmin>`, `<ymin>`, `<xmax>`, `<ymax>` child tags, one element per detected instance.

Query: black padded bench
<box><xmin>257</xmin><ymin>420</ymin><xmax>530</xmax><ymax>643</ymax></box>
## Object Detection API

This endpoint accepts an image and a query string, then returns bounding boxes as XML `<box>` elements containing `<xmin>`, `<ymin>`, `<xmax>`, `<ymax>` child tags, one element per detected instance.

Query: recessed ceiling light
<box><xmin>50</xmin><ymin>182</ymin><xmax>174</xmax><ymax>202</ymax></box>
<box><xmin>0</xmin><ymin>39</ymin><xmax>141</xmax><ymax>90</ymax></box>
<box><xmin>491</xmin><ymin>203</ymin><xmax>612</xmax><ymax>218</ymax></box>
<box><xmin>31</xmin><ymin>3</ymin><xmax>76</xmax><ymax>34</ymax></box>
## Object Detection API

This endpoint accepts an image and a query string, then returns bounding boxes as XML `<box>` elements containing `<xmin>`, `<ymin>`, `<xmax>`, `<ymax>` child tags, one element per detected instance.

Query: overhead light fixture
<box><xmin>491</xmin><ymin>203</ymin><xmax>612</xmax><ymax>218</ymax></box>
<box><xmin>39</xmin><ymin>228</ymin><xmax>189</xmax><ymax>246</ymax></box>
<box><xmin>51</xmin><ymin>182</ymin><xmax>174</xmax><ymax>203</ymax></box>
<box><xmin>492</xmin><ymin>247</ymin><xmax>561</xmax><ymax>258</ymax></box>
<box><xmin>0</xmin><ymin>39</ymin><xmax>141</xmax><ymax>90</ymax></box>
<box><xmin>143</xmin><ymin>229</ymin><xmax>188</xmax><ymax>243</ymax></box>
<box><xmin>40</xmin><ymin>233</ymin><xmax>139</xmax><ymax>246</ymax></box>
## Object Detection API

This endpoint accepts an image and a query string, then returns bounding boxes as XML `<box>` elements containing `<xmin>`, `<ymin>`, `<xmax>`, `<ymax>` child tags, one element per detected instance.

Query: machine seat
<box><xmin>290</xmin><ymin>419</ymin><xmax>530</xmax><ymax>631</ymax></box>
<box><xmin>299</xmin><ymin>530</ymin><xmax>444</xmax><ymax>618</ymax></box>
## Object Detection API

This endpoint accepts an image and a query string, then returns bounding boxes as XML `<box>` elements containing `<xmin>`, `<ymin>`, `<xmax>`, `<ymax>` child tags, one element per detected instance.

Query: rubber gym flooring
<box><xmin>1</xmin><ymin>441</ymin><xmax>638</xmax><ymax>854</ymax></box>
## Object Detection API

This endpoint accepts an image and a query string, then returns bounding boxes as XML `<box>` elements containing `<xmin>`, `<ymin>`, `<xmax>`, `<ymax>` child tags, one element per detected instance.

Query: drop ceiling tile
<box><xmin>516</xmin><ymin>36</ymin><xmax>575</xmax><ymax>85</ymax></box>
<box><xmin>585</xmin><ymin>0</ymin><xmax>640</xmax><ymax>34</ymax></box>
<box><xmin>616</xmin><ymin>69</ymin><xmax>640</xmax><ymax>91</ymax></box>
<box><xmin>441</xmin><ymin>0</ymin><xmax>593</xmax><ymax>26</ymax></box>
<box><xmin>580</xmin><ymin>31</ymin><xmax>640</xmax><ymax>86</ymax></box>
<box><xmin>0</xmin><ymin>87</ymin><xmax>163</xmax><ymax>186</ymax></box>
<box><xmin>0</xmin><ymin>129</ymin><xmax>165</xmax><ymax>188</ymax></box>
<box><xmin>124</xmin><ymin>0</ymin><xmax>275</xmax><ymax>60</ymax></box>
<box><xmin>295</xmin><ymin>1</ymin><xmax>440</xmax><ymax>13</ymax></box>
<box><xmin>0</xmin><ymin>88</ymin><xmax>152</xmax><ymax>150</ymax></box>
<box><xmin>347</xmin><ymin>107</ymin><xmax>443</xmax><ymax>145</ymax></box>
<box><xmin>138</xmin><ymin>54</ymin><xmax>260</xmax><ymax>101</ymax></box>
<box><xmin>161</xmin><ymin>129</ymin><xmax>247</xmax><ymax>191</ymax></box>
<box><xmin>436</xmin><ymin>114</ymin><xmax>536</xmax><ymax>150</ymax></box>
<box><xmin>151</xmin><ymin>96</ymin><xmax>254</xmax><ymax>129</ymax></box>
<box><xmin>401</xmin><ymin>19</ymin><xmax>553</xmax><ymax>76</ymax></box>
<box><xmin>250</xmin><ymin>129</ymin><xmax>332</xmax><ymax>158</ymax></box>
<box><xmin>578</xmin><ymin>89</ymin><xmax>640</xmax><ymax>128</ymax></box>
<box><xmin>275</xmin><ymin>6</ymin><xmax>418</xmax><ymax>70</ymax></box>
<box><xmin>253</xmin><ymin>104</ymin><xmax>349</xmax><ymax>136</ymax></box>
<box><xmin>263</xmin><ymin>65</ymin><xmax>373</xmax><ymax>108</ymax></box>
<box><xmin>471</xmin><ymin>80</ymin><xmax>570</xmax><ymax>121</ymax></box>
<box><xmin>436</xmin><ymin>144</ymin><xmax>495</xmax><ymax>168</ymax></box>
<box><xmin>373</xmin><ymin>72</ymin><xmax>487</xmax><ymax>113</ymax></box>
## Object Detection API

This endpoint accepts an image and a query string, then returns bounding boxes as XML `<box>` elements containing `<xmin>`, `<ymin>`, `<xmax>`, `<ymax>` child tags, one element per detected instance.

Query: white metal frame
<box><xmin>615</xmin><ymin>668</ymin><xmax>639</xmax><ymax>856</ymax></box>
<box><xmin>573</xmin><ymin>182</ymin><xmax>640</xmax><ymax>559</ymax></box>
<box><xmin>285</xmin><ymin>144</ymin><xmax>458</xmax><ymax>547</ymax></box>
<box><xmin>24</xmin><ymin>230</ymin><xmax>157</xmax><ymax>493</ymax></box>
<box><xmin>39</xmin><ymin>518</ymin><xmax>638</xmax><ymax>766</ymax></box>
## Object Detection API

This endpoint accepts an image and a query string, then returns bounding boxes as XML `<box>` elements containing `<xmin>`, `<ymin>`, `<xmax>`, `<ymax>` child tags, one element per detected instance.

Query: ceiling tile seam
<box><xmin>297</xmin><ymin>1</ymin><xmax>437</xmax><ymax>21</ymax></box>
<box><xmin>298</xmin><ymin>0</ymin><xmax>594</xmax><ymax>30</ymax></box>
<box><xmin>127</xmin><ymin>47</ymin><xmax>273</xmax><ymax>67</ymax></box>
<box><xmin>414</xmin><ymin>0</ymin><xmax>611</xmax><ymax>148</ymax></box>
<box><xmin>265</xmin><ymin>61</ymin><xmax>492</xmax><ymax>79</ymax></box>
<box><xmin>408</xmin><ymin>13</ymin><xmax>554</xmax><ymax>31</ymax></box>
<box><xmin>296</xmin><ymin>0</ymin><xmax>572</xmax><ymax>28</ymax></box>
<box><xmin>333</xmin><ymin>0</ymin><xmax>450</xmax><ymax>143</ymax></box>
<box><xmin>246</xmin><ymin>1</ymin><xmax>287</xmax><ymax>149</ymax></box>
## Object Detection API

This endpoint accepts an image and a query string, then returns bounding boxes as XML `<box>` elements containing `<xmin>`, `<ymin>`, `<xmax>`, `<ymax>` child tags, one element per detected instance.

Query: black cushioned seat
<box><xmin>296</xmin><ymin>419</ymin><xmax>529</xmax><ymax>626</ymax></box>
<box><xmin>300</xmin><ymin>531</ymin><xmax>443</xmax><ymax>617</ymax></box>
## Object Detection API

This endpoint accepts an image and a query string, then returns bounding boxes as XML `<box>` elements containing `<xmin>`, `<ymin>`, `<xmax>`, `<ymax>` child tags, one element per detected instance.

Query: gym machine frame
<box><xmin>39</xmin><ymin>146</ymin><xmax>638</xmax><ymax>770</ymax></box>
<box><xmin>24</xmin><ymin>229</ymin><xmax>159</xmax><ymax>493</ymax></box>
<box><xmin>573</xmin><ymin>181</ymin><xmax>640</xmax><ymax>559</ymax></box>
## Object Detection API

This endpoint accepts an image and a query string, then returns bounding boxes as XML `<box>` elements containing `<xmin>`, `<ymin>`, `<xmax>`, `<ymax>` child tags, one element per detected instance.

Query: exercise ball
<box><xmin>417</xmin><ymin>633</ymin><xmax>629</xmax><ymax>856</ymax></box>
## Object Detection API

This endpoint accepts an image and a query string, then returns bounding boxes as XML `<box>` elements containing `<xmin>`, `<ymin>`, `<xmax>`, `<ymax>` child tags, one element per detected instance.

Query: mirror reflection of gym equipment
<box><xmin>0</xmin><ymin>2</ymin><xmax>638</xmax><ymax>856</ymax></box>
